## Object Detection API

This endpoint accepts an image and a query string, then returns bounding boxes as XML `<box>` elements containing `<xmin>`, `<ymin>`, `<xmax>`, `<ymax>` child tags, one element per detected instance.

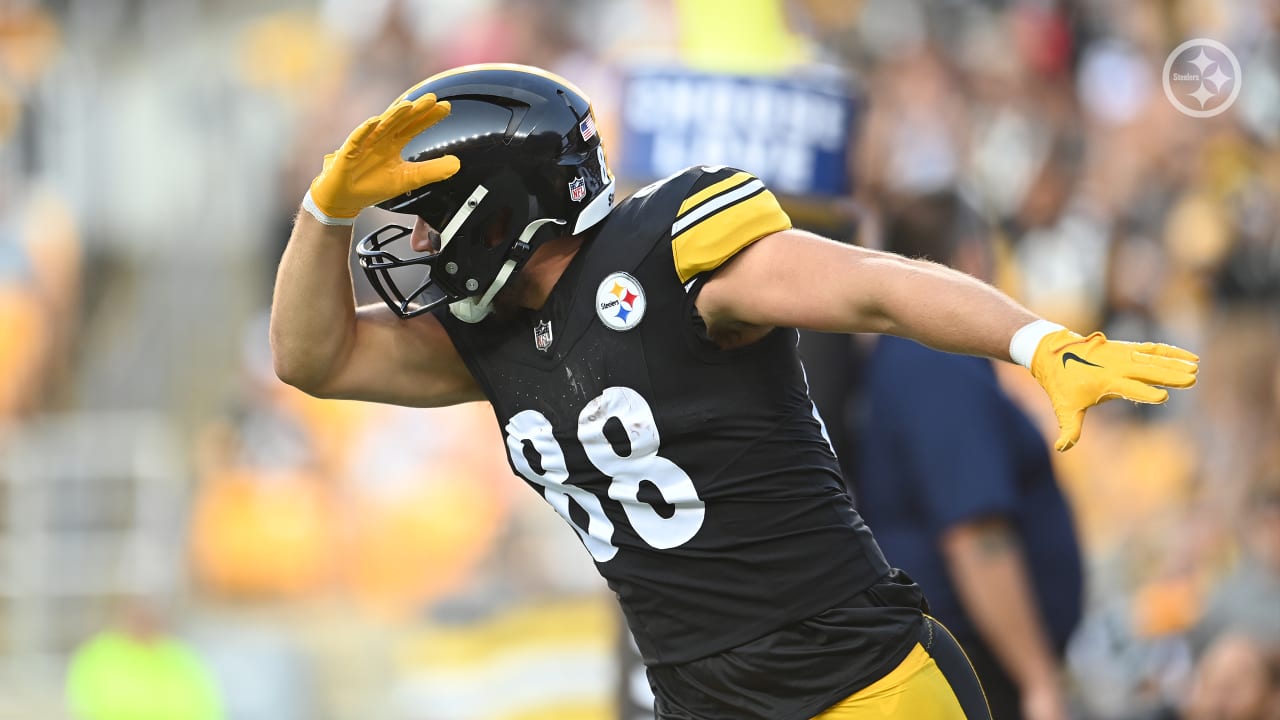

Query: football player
<box><xmin>270</xmin><ymin>65</ymin><xmax>1198</xmax><ymax>719</ymax></box>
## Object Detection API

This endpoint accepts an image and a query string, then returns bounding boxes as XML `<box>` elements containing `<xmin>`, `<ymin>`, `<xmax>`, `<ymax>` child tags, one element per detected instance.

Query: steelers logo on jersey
<box><xmin>595</xmin><ymin>272</ymin><xmax>646</xmax><ymax>331</ymax></box>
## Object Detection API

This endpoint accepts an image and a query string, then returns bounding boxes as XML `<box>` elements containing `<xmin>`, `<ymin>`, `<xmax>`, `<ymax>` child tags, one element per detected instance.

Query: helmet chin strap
<box><xmin>439</xmin><ymin>185</ymin><xmax>489</xmax><ymax>249</ymax></box>
<box><xmin>449</xmin><ymin>217</ymin><xmax>568</xmax><ymax>323</ymax></box>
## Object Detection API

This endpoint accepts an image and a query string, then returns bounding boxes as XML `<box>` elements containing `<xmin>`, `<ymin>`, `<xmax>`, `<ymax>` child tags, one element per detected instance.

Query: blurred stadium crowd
<box><xmin>0</xmin><ymin>0</ymin><xmax>1277</xmax><ymax>718</ymax></box>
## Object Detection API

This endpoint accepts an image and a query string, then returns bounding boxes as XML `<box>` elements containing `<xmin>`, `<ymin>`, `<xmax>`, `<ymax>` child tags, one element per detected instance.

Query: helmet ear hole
<box><xmin>484</xmin><ymin>207</ymin><xmax>513</xmax><ymax>249</ymax></box>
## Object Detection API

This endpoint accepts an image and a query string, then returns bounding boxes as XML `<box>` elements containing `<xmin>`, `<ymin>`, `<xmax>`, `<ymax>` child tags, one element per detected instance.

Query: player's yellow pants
<box><xmin>815</xmin><ymin>617</ymin><xmax>991</xmax><ymax>719</ymax></box>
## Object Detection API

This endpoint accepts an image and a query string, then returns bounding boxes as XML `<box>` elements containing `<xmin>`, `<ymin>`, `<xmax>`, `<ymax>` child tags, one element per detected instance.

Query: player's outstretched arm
<box><xmin>269</xmin><ymin>94</ymin><xmax>483</xmax><ymax>408</ymax></box>
<box><xmin>696</xmin><ymin>228</ymin><xmax>1198</xmax><ymax>450</ymax></box>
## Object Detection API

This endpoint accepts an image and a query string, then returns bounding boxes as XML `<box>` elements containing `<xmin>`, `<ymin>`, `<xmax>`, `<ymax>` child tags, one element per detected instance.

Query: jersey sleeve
<box><xmin>669</xmin><ymin>167</ymin><xmax>792</xmax><ymax>283</ymax></box>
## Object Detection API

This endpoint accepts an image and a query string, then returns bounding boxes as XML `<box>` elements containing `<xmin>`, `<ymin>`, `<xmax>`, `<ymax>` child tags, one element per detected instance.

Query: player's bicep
<box><xmin>697</xmin><ymin>229</ymin><xmax>907</xmax><ymax>335</ymax></box>
<box><xmin>311</xmin><ymin>304</ymin><xmax>484</xmax><ymax>407</ymax></box>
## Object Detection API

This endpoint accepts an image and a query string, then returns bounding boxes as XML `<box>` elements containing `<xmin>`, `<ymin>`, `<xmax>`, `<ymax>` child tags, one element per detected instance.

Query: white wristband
<box><xmin>301</xmin><ymin>190</ymin><xmax>357</xmax><ymax>227</ymax></box>
<box><xmin>1009</xmin><ymin>319</ymin><xmax>1065</xmax><ymax>369</ymax></box>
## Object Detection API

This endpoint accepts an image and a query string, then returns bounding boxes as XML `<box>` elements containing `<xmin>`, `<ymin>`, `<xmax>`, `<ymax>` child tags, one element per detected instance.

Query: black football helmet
<box><xmin>356</xmin><ymin>64</ymin><xmax>615</xmax><ymax>322</ymax></box>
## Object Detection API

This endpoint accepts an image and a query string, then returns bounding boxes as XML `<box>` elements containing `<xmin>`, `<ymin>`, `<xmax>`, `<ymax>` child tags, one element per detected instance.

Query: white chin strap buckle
<box><xmin>448</xmin><ymin>217</ymin><xmax>568</xmax><ymax>324</ymax></box>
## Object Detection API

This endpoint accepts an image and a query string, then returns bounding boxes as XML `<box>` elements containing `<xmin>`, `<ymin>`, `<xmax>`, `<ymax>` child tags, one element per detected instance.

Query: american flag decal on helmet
<box><xmin>579</xmin><ymin>115</ymin><xmax>596</xmax><ymax>141</ymax></box>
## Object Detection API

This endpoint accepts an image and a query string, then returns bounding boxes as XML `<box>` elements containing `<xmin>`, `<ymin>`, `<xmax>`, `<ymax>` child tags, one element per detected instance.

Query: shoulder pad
<box><xmin>664</xmin><ymin>166</ymin><xmax>792</xmax><ymax>283</ymax></box>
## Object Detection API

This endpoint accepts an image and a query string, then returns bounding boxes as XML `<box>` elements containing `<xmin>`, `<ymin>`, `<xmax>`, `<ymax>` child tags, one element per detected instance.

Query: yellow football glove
<box><xmin>302</xmin><ymin>93</ymin><xmax>460</xmax><ymax>225</ymax></box>
<box><xmin>1027</xmin><ymin>328</ymin><xmax>1199</xmax><ymax>452</ymax></box>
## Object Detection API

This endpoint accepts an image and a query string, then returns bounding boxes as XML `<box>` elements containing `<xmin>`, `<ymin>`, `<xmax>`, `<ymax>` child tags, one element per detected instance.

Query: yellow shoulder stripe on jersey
<box><xmin>678</xmin><ymin>171</ymin><xmax>754</xmax><ymax>217</ymax></box>
<box><xmin>671</xmin><ymin>184</ymin><xmax>792</xmax><ymax>283</ymax></box>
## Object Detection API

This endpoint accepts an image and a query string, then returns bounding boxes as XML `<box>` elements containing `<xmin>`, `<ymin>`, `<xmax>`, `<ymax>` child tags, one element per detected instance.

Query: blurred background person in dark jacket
<box><xmin>857</xmin><ymin>192</ymin><xmax>1084</xmax><ymax>720</ymax></box>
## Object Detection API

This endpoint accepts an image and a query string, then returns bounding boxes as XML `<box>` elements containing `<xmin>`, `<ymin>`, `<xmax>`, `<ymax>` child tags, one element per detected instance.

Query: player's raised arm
<box><xmin>269</xmin><ymin>94</ymin><xmax>483</xmax><ymax>407</ymax></box>
<box><xmin>696</xmin><ymin>227</ymin><xmax>1199</xmax><ymax>451</ymax></box>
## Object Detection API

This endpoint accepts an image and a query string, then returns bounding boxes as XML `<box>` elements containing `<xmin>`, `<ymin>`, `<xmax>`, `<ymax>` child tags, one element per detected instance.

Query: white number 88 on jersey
<box><xmin>504</xmin><ymin>386</ymin><xmax>706</xmax><ymax>562</ymax></box>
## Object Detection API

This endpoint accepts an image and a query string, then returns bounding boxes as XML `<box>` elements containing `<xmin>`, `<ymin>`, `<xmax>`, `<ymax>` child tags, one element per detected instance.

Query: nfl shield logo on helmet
<box><xmin>568</xmin><ymin>177</ymin><xmax>587</xmax><ymax>202</ymax></box>
<box><xmin>533</xmin><ymin>320</ymin><xmax>553</xmax><ymax>351</ymax></box>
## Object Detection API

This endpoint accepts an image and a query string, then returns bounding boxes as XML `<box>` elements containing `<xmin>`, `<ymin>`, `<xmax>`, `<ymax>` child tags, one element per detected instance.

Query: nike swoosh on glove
<box><xmin>1029</xmin><ymin>329</ymin><xmax>1199</xmax><ymax>452</ymax></box>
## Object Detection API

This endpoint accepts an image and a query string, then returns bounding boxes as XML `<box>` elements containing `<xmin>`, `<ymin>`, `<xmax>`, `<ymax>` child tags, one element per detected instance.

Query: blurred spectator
<box><xmin>338</xmin><ymin>404</ymin><xmax>510</xmax><ymax>617</ymax></box>
<box><xmin>0</xmin><ymin>1</ymin><xmax>61</xmax><ymax>90</ymax></box>
<box><xmin>0</xmin><ymin>228</ymin><xmax>44</xmax><ymax>421</ymax></box>
<box><xmin>1191</xmin><ymin>462</ymin><xmax>1280</xmax><ymax>656</ymax></box>
<box><xmin>190</xmin><ymin>315</ymin><xmax>337</xmax><ymax>599</ymax></box>
<box><xmin>1184</xmin><ymin>634</ymin><xmax>1279</xmax><ymax>720</ymax></box>
<box><xmin>1067</xmin><ymin>596</ymin><xmax>1197</xmax><ymax>719</ymax></box>
<box><xmin>857</xmin><ymin>192</ymin><xmax>1083</xmax><ymax>720</ymax></box>
<box><xmin>65</xmin><ymin>599</ymin><xmax>224</xmax><ymax>720</ymax></box>
<box><xmin>190</xmin><ymin>314</ymin><xmax>514</xmax><ymax>617</ymax></box>
<box><xmin>0</xmin><ymin>185</ymin><xmax>80</xmax><ymax>427</ymax></box>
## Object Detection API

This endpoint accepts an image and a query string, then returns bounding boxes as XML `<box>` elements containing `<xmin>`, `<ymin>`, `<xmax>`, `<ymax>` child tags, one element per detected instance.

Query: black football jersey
<box><xmin>437</xmin><ymin>166</ymin><xmax>893</xmax><ymax>666</ymax></box>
